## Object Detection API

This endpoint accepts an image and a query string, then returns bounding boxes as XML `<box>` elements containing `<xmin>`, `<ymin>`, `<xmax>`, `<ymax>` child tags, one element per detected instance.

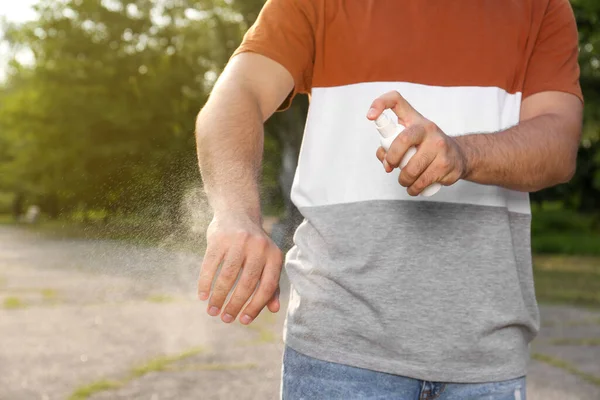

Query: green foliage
<box><xmin>534</xmin><ymin>256</ymin><xmax>600</xmax><ymax>308</ymax></box>
<box><xmin>532</xmin><ymin>233</ymin><xmax>600</xmax><ymax>255</ymax></box>
<box><xmin>531</xmin><ymin>209</ymin><xmax>600</xmax><ymax>255</ymax></box>
<box><xmin>531</xmin><ymin>209</ymin><xmax>598</xmax><ymax>235</ymax></box>
<box><xmin>0</xmin><ymin>192</ymin><xmax>14</xmax><ymax>214</ymax></box>
<box><xmin>533</xmin><ymin>0</ymin><xmax>600</xmax><ymax>210</ymax></box>
<box><xmin>0</xmin><ymin>0</ymin><xmax>254</xmax><ymax>219</ymax></box>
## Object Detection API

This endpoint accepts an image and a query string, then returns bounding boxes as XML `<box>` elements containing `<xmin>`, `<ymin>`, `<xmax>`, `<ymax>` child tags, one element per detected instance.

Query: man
<box><xmin>195</xmin><ymin>0</ymin><xmax>583</xmax><ymax>398</ymax></box>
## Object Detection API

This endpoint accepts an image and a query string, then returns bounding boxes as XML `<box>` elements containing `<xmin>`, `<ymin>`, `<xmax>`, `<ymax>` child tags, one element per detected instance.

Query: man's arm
<box><xmin>195</xmin><ymin>52</ymin><xmax>293</xmax><ymax>324</ymax></box>
<box><xmin>456</xmin><ymin>91</ymin><xmax>582</xmax><ymax>192</ymax></box>
<box><xmin>368</xmin><ymin>90</ymin><xmax>583</xmax><ymax>195</ymax></box>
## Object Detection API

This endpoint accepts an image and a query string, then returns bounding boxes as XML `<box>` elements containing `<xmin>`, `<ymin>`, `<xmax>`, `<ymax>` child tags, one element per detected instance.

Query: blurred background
<box><xmin>0</xmin><ymin>1</ymin><xmax>599</xmax><ymax>400</ymax></box>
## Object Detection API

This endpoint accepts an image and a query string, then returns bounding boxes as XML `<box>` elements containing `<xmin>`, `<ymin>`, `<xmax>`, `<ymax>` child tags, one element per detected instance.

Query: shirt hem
<box><xmin>285</xmin><ymin>333</ymin><xmax>528</xmax><ymax>384</ymax></box>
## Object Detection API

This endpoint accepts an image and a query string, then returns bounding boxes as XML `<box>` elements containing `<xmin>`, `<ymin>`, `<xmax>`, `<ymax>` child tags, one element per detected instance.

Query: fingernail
<box><xmin>198</xmin><ymin>292</ymin><xmax>208</xmax><ymax>301</ymax></box>
<box><xmin>208</xmin><ymin>306</ymin><xmax>220</xmax><ymax>316</ymax></box>
<box><xmin>240</xmin><ymin>315</ymin><xmax>252</xmax><ymax>325</ymax></box>
<box><xmin>367</xmin><ymin>108</ymin><xmax>377</xmax><ymax>118</ymax></box>
<box><xmin>222</xmin><ymin>313</ymin><xmax>234</xmax><ymax>323</ymax></box>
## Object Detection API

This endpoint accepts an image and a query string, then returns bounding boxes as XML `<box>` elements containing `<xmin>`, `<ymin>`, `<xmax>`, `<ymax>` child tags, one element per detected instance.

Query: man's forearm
<box><xmin>196</xmin><ymin>84</ymin><xmax>264</xmax><ymax>223</ymax></box>
<box><xmin>457</xmin><ymin>113</ymin><xmax>580</xmax><ymax>192</ymax></box>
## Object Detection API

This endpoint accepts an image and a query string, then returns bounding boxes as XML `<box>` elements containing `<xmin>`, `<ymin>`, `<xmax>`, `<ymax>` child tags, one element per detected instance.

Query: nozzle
<box><xmin>374</xmin><ymin>112</ymin><xmax>399</xmax><ymax>138</ymax></box>
<box><xmin>374</xmin><ymin>113</ymin><xmax>391</xmax><ymax>129</ymax></box>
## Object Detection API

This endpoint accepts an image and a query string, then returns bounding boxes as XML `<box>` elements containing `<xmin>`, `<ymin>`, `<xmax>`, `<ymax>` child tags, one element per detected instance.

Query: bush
<box><xmin>531</xmin><ymin>209</ymin><xmax>600</xmax><ymax>255</ymax></box>
<box><xmin>531</xmin><ymin>209</ymin><xmax>597</xmax><ymax>235</ymax></box>
<box><xmin>0</xmin><ymin>192</ymin><xmax>14</xmax><ymax>215</ymax></box>
<box><xmin>532</xmin><ymin>233</ymin><xmax>600</xmax><ymax>255</ymax></box>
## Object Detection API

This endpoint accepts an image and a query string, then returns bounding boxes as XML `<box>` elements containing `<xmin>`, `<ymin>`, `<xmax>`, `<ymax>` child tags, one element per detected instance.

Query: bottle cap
<box><xmin>374</xmin><ymin>113</ymin><xmax>401</xmax><ymax>138</ymax></box>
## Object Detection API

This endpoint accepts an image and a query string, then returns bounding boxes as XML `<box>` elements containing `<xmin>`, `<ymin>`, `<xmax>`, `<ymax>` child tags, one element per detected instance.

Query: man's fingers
<box><xmin>404</xmin><ymin>153</ymin><xmax>442</xmax><ymax>196</ymax></box>
<box><xmin>198</xmin><ymin>243</ymin><xmax>225</xmax><ymax>301</ymax></box>
<box><xmin>239</xmin><ymin>252</ymin><xmax>283</xmax><ymax>325</ymax></box>
<box><xmin>376</xmin><ymin>147</ymin><xmax>386</xmax><ymax>162</ymax></box>
<box><xmin>220</xmin><ymin>250</ymin><xmax>265</xmax><ymax>323</ymax></box>
<box><xmin>207</xmin><ymin>245</ymin><xmax>244</xmax><ymax>317</ymax></box>
<box><xmin>398</xmin><ymin>144</ymin><xmax>438</xmax><ymax>189</ymax></box>
<box><xmin>367</xmin><ymin>90</ymin><xmax>424</xmax><ymax>126</ymax></box>
<box><xmin>266</xmin><ymin>286</ymin><xmax>281</xmax><ymax>313</ymax></box>
<box><xmin>385</xmin><ymin>125</ymin><xmax>427</xmax><ymax>169</ymax></box>
<box><xmin>376</xmin><ymin>147</ymin><xmax>393</xmax><ymax>173</ymax></box>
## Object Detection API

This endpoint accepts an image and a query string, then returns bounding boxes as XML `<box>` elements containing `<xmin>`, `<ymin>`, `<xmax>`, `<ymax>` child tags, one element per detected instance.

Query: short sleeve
<box><xmin>231</xmin><ymin>0</ymin><xmax>317</xmax><ymax>110</ymax></box>
<box><xmin>523</xmin><ymin>0</ymin><xmax>583</xmax><ymax>102</ymax></box>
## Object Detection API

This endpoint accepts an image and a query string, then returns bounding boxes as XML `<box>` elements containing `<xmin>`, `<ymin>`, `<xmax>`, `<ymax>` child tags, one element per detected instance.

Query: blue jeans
<box><xmin>282</xmin><ymin>347</ymin><xmax>526</xmax><ymax>400</ymax></box>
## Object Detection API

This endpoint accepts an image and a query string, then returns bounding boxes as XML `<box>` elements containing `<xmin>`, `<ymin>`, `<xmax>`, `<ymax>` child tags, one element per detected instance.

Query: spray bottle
<box><xmin>374</xmin><ymin>113</ymin><xmax>442</xmax><ymax>197</ymax></box>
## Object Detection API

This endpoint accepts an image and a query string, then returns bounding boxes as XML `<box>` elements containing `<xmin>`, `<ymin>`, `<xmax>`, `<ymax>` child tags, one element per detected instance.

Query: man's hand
<box><xmin>367</xmin><ymin>91</ymin><xmax>468</xmax><ymax>196</ymax></box>
<box><xmin>198</xmin><ymin>214</ymin><xmax>283</xmax><ymax>325</ymax></box>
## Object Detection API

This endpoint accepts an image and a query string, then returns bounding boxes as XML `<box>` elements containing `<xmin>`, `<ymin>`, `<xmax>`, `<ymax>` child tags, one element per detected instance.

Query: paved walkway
<box><xmin>0</xmin><ymin>226</ymin><xmax>598</xmax><ymax>400</ymax></box>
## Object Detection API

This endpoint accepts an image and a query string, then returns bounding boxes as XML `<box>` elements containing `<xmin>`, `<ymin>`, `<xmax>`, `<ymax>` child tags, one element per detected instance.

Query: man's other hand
<box><xmin>198</xmin><ymin>214</ymin><xmax>283</xmax><ymax>325</ymax></box>
<box><xmin>367</xmin><ymin>91</ymin><xmax>469</xmax><ymax>196</ymax></box>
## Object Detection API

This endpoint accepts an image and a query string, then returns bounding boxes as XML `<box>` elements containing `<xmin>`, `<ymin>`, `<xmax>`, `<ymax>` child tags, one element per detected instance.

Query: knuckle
<box><xmin>434</xmin><ymin>138</ymin><xmax>447</xmax><ymax>150</ymax></box>
<box><xmin>252</xmin><ymin>235</ymin><xmax>269</xmax><ymax>248</ymax></box>
<box><xmin>219</xmin><ymin>267</ymin><xmax>238</xmax><ymax>282</ymax></box>
<box><xmin>424</xmin><ymin>121</ymin><xmax>438</xmax><ymax>133</ymax></box>
<box><xmin>230</xmin><ymin>292</ymin><xmax>249</xmax><ymax>306</ymax></box>
<box><xmin>398</xmin><ymin>133</ymin><xmax>411</xmax><ymax>145</ymax></box>
<box><xmin>234</xmin><ymin>231</ymin><xmax>250</xmax><ymax>243</ymax></box>
<box><xmin>261</xmin><ymin>280</ymin><xmax>278</xmax><ymax>296</ymax></box>
<box><xmin>206</xmin><ymin>233</ymin><xmax>223</xmax><ymax>247</ymax></box>
<box><xmin>438</xmin><ymin>157</ymin><xmax>451</xmax><ymax>171</ymax></box>
<box><xmin>404</xmin><ymin>167</ymin><xmax>418</xmax><ymax>180</ymax></box>
<box><xmin>422</xmin><ymin>173</ymin><xmax>434</xmax><ymax>186</ymax></box>
<box><xmin>245</xmin><ymin>266</ymin><xmax>262</xmax><ymax>281</ymax></box>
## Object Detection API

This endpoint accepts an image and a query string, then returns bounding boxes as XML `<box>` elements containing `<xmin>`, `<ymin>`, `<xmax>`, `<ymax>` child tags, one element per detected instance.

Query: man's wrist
<box><xmin>454</xmin><ymin>135</ymin><xmax>471</xmax><ymax>181</ymax></box>
<box><xmin>454</xmin><ymin>134</ymin><xmax>483</xmax><ymax>182</ymax></box>
<box><xmin>212</xmin><ymin>206</ymin><xmax>263</xmax><ymax>226</ymax></box>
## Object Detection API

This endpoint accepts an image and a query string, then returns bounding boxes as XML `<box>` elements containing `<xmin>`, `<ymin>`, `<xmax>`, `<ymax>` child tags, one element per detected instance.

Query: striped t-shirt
<box><xmin>233</xmin><ymin>0</ymin><xmax>583</xmax><ymax>382</ymax></box>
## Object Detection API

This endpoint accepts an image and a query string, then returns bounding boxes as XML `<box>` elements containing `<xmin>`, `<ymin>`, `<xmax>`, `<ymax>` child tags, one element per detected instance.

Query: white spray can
<box><xmin>374</xmin><ymin>113</ymin><xmax>442</xmax><ymax>197</ymax></box>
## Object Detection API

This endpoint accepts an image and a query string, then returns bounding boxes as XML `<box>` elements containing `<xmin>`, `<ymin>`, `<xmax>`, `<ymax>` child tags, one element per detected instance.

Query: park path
<box><xmin>0</xmin><ymin>226</ymin><xmax>599</xmax><ymax>400</ymax></box>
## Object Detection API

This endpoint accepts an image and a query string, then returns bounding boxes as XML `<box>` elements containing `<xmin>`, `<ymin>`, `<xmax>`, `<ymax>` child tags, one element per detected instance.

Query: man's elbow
<box><xmin>556</xmin><ymin>159</ymin><xmax>577</xmax><ymax>185</ymax></box>
<box><xmin>542</xmin><ymin>153</ymin><xmax>578</xmax><ymax>190</ymax></box>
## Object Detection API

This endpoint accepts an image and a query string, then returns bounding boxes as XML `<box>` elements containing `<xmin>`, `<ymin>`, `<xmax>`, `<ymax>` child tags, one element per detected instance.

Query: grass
<box><xmin>41</xmin><ymin>288</ymin><xmax>59</xmax><ymax>301</ymax></box>
<box><xmin>177</xmin><ymin>362</ymin><xmax>257</xmax><ymax>371</ymax></box>
<box><xmin>146</xmin><ymin>294</ymin><xmax>176</xmax><ymax>303</ymax></box>
<box><xmin>533</xmin><ymin>256</ymin><xmax>600</xmax><ymax>309</ymax></box>
<box><xmin>68</xmin><ymin>380</ymin><xmax>123</xmax><ymax>400</ymax></box>
<box><xmin>69</xmin><ymin>346</ymin><xmax>205</xmax><ymax>399</ymax></box>
<box><xmin>3</xmin><ymin>296</ymin><xmax>26</xmax><ymax>309</ymax></box>
<box><xmin>550</xmin><ymin>338</ymin><xmax>600</xmax><ymax>346</ymax></box>
<box><xmin>238</xmin><ymin>314</ymin><xmax>279</xmax><ymax>346</ymax></box>
<box><xmin>542</xmin><ymin>318</ymin><xmax>600</xmax><ymax>327</ymax></box>
<box><xmin>131</xmin><ymin>346</ymin><xmax>205</xmax><ymax>377</ymax></box>
<box><xmin>0</xmin><ymin>216</ymin><xmax>206</xmax><ymax>254</ymax></box>
<box><xmin>532</xmin><ymin>353</ymin><xmax>600</xmax><ymax>386</ymax></box>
